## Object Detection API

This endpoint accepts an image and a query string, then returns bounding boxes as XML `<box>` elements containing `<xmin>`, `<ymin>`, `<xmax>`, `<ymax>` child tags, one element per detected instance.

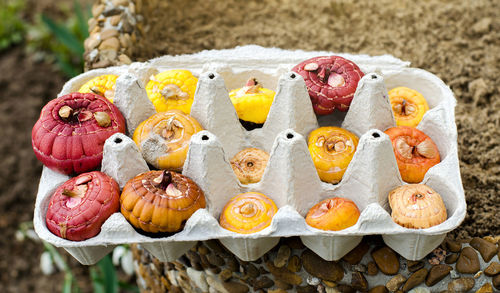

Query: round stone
<box><xmin>493</xmin><ymin>274</ymin><xmax>500</xmax><ymax>290</ymax></box>
<box><xmin>475</xmin><ymin>283</ymin><xmax>494</xmax><ymax>293</ymax></box>
<box><xmin>386</xmin><ymin>274</ymin><xmax>406</xmax><ymax>292</ymax></box>
<box><xmin>287</xmin><ymin>255</ymin><xmax>302</xmax><ymax>273</ymax></box>
<box><xmin>265</xmin><ymin>261</ymin><xmax>302</xmax><ymax>285</ymax></box>
<box><xmin>445</xmin><ymin>238</ymin><xmax>462</xmax><ymax>253</ymax></box>
<box><xmin>342</xmin><ymin>241</ymin><xmax>369</xmax><ymax>265</ymax></box>
<box><xmin>274</xmin><ymin>245</ymin><xmax>291</xmax><ymax>268</ymax></box>
<box><xmin>351</xmin><ymin>271</ymin><xmax>368</xmax><ymax>291</ymax></box>
<box><xmin>372</xmin><ymin>246</ymin><xmax>400</xmax><ymax>275</ymax></box>
<box><xmin>470</xmin><ymin>237</ymin><xmax>498</xmax><ymax>262</ymax></box>
<box><xmin>223</xmin><ymin>281</ymin><xmax>250</xmax><ymax>293</ymax></box>
<box><xmin>456</xmin><ymin>247</ymin><xmax>480</xmax><ymax>274</ymax></box>
<box><xmin>99</xmin><ymin>37</ymin><xmax>120</xmax><ymax>51</ymax></box>
<box><xmin>445</xmin><ymin>253</ymin><xmax>458</xmax><ymax>264</ymax></box>
<box><xmin>302</xmin><ymin>250</ymin><xmax>344</xmax><ymax>282</ymax></box>
<box><xmin>368</xmin><ymin>285</ymin><xmax>388</xmax><ymax>293</ymax></box>
<box><xmin>447</xmin><ymin>277</ymin><xmax>475</xmax><ymax>292</ymax></box>
<box><xmin>484</xmin><ymin>262</ymin><xmax>500</xmax><ymax>276</ymax></box>
<box><xmin>252</xmin><ymin>276</ymin><xmax>274</xmax><ymax>290</ymax></box>
<box><xmin>425</xmin><ymin>264</ymin><xmax>452</xmax><ymax>286</ymax></box>
<box><xmin>402</xmin><ymin>268</ymin><xmax>428</xmax><ymax>291</ymax></box>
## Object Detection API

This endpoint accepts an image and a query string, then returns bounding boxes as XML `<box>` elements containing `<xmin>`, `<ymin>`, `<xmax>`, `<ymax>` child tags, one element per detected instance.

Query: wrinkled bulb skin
<box><xmin>292</xmin><ymin>56</ymin><xmax>364</xmax><ymax>115</ymax></box>
<box><xmin>308</xmin><ymin>127</ymin><xmax>359</xmax><ymax>184</ymax></box>
<box><xmin>120</xmin><ymin>170</ymin><xmax>206</xmax><ymax>233</ymax></box>
<box><xmin>230</xmin><ymin>148</ymin><xmax>270</xmax><ymax>184</ymax></box>
<box><xmin>389</xmin><ymin>184</ymin><xmax>447</xmax><ymax>229</ymax></box>
<box><xmin>219</xmin><ymin>192</ymin><xmax>278</xmax><ymax>234</ymax></box>
<box><xmin>45</xmin><ymin>171</ymin><xmax>120</xmax><ymax>241</ymax></box>
<box><xmin>32</xmin><ymin>92</ymin><xmax>126</xmax><ymax>175</ymax></box>
<box><xmin>385</xmin><ymin>126</ymin><xmax>441</xmax><ymax>183</ymax></box>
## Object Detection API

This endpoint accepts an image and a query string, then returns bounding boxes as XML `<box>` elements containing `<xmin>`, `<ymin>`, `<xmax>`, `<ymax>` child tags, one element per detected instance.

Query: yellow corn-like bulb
<box><xmin>219</xmin><ymin>192</ymin><xmax>277</xmax><ymax>234</ymax></box>
<box><xmin>229</xmin><ymin>78</ymin><xmax>275</xmax><ymax>124</ymax></box>
<box><xmin>308</xmin><ymin>127</ymin><xmax>359</xmax><ymax>184</ymax></box>
<box><xmin>146</xmin><ymin>70</ymin><xmax>198</xmax><ymax>114</ymax></box>
<box><xmin>389</xmin><ymin>87</ymin><xmax>429</xmax><ymax>127</ymax></box>
<box><xmin>78</xmin><ymin>74</ymin><xmax>118</xmax><ymax>102</ymax></box>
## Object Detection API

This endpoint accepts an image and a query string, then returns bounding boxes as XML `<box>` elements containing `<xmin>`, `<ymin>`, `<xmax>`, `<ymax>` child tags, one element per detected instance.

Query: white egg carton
<box><xmin>33</xmin><ymin>46</ymin><xmax>466</xmax><ymax>265</ymax></box>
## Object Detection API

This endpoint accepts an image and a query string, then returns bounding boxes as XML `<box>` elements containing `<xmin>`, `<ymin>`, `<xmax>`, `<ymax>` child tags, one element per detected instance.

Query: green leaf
<box><xmin>90</xmin><ymin>267</ymin><xmax>106</xmax><ymax>293</ymax></box>
<box><xmin>97</xmin><ymin>255</ymin><xmax>119</xmax><ymax>293</ymax></box>
<box><xmin>41</xmin><ymin>14</ymin><xmax>83</xmax><ymax>56</ymax></box>
<box><xmin>73</xmin><ymin>0</ymin><xmax>88</xmax><ymax>39</ymax></box>
<box><xmin>118</xmin><ymin>281</ymin><xmax>140</xmax><ymax>293</ymax></box>
<box><xmin>54</xmin><ymin>54</ymin><xmax>79</xmax><ymax>77</ymax></box>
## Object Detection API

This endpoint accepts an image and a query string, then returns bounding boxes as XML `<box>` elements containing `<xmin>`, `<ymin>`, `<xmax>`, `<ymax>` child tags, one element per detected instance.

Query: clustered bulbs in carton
<box><xmin>32</xmin><ymin>46</ymin><xmax>465</xmax><ymax>265</ymax></box>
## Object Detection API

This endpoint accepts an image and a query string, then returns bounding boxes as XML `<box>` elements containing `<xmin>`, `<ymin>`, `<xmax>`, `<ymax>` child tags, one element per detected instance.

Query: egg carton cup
<box><xmin>33</xmin><ymin>46</ymin><xmax>465</xmax><ymax>265</ymax></box>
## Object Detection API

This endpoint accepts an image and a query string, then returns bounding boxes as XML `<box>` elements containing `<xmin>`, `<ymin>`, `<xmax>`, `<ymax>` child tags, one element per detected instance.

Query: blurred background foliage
<box><xmin>1</xmin><ymin>0</ymin><xmax>89</xmax><ymax>77</ymax></box>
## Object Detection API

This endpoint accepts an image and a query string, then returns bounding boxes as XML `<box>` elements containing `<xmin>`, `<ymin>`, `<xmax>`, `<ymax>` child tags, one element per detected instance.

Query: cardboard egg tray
<box><xmin>33</xmin><ymin>46</ymin><xmax>466</xmax><ymax>265</ymax></box>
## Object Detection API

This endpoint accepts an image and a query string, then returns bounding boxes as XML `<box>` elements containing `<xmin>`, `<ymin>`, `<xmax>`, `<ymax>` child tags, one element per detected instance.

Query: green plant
<box><xmin>26</xmin><ymin>1</ymin><xmax>90</xmax><ymax>77</ymax></box>
<box><xmin>0</xmin><ymin>0</ymin><xmax>26</xmax><ymax>50</ymax></box>
<box><xmin>17</xmin><ymin>222</ymin><xmax>139</xmax><ymax>293</ymax></box>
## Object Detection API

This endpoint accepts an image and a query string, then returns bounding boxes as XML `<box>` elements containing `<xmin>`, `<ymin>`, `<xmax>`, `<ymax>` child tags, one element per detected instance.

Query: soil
<box><xmin>0</xmin><ymin>0</ymin><xmax>498</xmax><ymax>292</ymax></box>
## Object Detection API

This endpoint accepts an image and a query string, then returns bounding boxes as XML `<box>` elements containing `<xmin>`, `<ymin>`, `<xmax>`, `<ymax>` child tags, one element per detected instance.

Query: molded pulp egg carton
<box><xmin>33</xmin><ymin>46</ymin><xmax>466</xmax><ymax>265</ymax></box>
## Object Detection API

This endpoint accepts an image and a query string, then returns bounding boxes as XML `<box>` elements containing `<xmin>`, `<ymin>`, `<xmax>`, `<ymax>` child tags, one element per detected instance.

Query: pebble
<box><xmin>112</xmin><ymin>0</ymin><xmax>129</xmax><ymax>6</ymax></box>
<box><xmin>445</xmin><ymin>238</ymin><xmax>462</xmax><ymax>253</ymax></box>
<box><xmin>484</xmin><ymin>236</ymin><xmax>500</xmax><ymax>244</ymax></box>
<box><xmin>322</xmin><ymin>280</ymin><xmax>337</xmax><ymax>288</ymax></box>
<box><xmin>447</xmin><ymin>277</ymin><xmax>475</xmax><ymax>292</ymax></box>
<box><xmin>445</xmin><ymin>253</ymin><xmax>459</xmax><ymax>264</ymax></box>
<box><xmin>274</xmin><ymin>245</ymin><xmax>291</xmax><ymax>268</ymax></box>
<box><xmin>186</xmin><ymin>267</ymin><xmax>208</xmax><ymax>292</ymax></box>
<box><xmin>367</xmin><ymin>261</ymin><xmax>378</xmax><ymax>276</ymax></box>
<box><xmin>408</xmin><ymin>288</ymin><xmax>430</xmax><ymax>293</ymax></box>
<box><xmin>265</xmin><ymin>261</ymin><xmax>302</xmax><ymax>285</ymax></box>
<box><xmin>426</xmin><ymin>264</ymin><xmax>452</xmax><ymax>286</ymax></box>
<box><xmin>428</xmin><ymin>247</ymin><xmax>446</xmax><ymax>265</ymax></box>
<box><xmin>302</xmin><ymin>250</ymin><xmax>344</xmax><ymax>282</ymax></box>
<box><xmin>352</xmin><ymin>264</ymin><xmax>367</xmax><ymax>273</ymax></box>
<box><xmin>268</xmin><ymin>289</ymin><xmax>287</xmax><ymax>293</ymax></box>
<box><xmin>386</xmin><ymin>274</ymin><xmax>406</xmax><ymax>292</ymax></box>
<box><xmin>109</xmin><ymin>15</ymin><xmax>121</xmax><ymax>26</ymax></box>
<box><xmin>371</xmin><ymin>246</ymin><xmax>400</xmax><ymax>275</ymax></box>
<box><xmin>474</xmin><ymin>271</ymin><xmax>483</xmax><ymax>279</ymax></box>
<box><xmin>92</xmin><ymin>4</ymin><xmax>105</xmax><ymax>17</ymax></box>
<box><xmin>275</xmin><ymin>280</ymin><xmax>292</xmax><ymax>290</ymax></box>
<box><xmin>100</xmin><ymin>28</ymin><xmax>119</xmax><ymax>40</ymax></box>
<box><xmin>493</xmin><ymin>274</ymin><xmax>500</xmax><ymax>290</ymax></box>
<box><xmin>342</xmin><ymin>241</ymin><xmax>369</xmax><ymax>265</ymax></box>
<box><xmin>484</xmin><ymin>262</ymin><xmax>500</xmax><ymax>276</ymax></box>
<box><xmin>336</xmin><ymin>284</ymin><xmax>355</xmax><ymax>293</ymax></box>
<box><xmin>208</xmin><ymin>253</ymin><xmax>225</xmax><ymax>267</ymax></box>
<box><xmin>351</xmin><ymin>271</ymin><xmax>368</xmax><ymax>291</ymax></box>
<box><xmin>456</xmin><ymin>247</ymin><xmax>481</xmax><ymax>274</ymax></box>
<box><xmin>84</xmin><ymin>34</ymin><xmax>101</xmax><ymax>51</ymax></box>
<box><xmin>476</xmin><ymin>283</ymin><xmax>494</xmax><ymax>293</ymax></box>
<box><xmin>470</xmin><ymin>237</ymin><xmax>498</xmax><ymax>262</ymax></box>
<box><xmin>286</xmin><ymin>255</ymin><xmax>301</xmax><ymax>272</ymax></box>
<box><xmin>306</xmin><ymin>276</ymin><xmax>321</xmax><ymax>286</ymax></box>
<box><xmin>99</xmin><ymin>37</ymin><xmax>120</xmax><ymax>51</ymax></box>
<box><xmin>103</xmin><ymin>7</ymin><xmax>122</xmax><ymax>17</ymax></box>
<box><xmin>243</xmin><ymin>263</ymin><xmax>259</xmax><ymax>279</ymax></box>
<box><xmin>325</xmin><ymin>287</ymin><xmax>340</xmax><ymax>293</ymax></box>
<box><xmin>223</xmin><ymin>281</ymin><xmax>249</xmax><ymax>293</ymax></box>
<box><xmin>407</xmin><ymin>260</ymin><xmax>424</xmax><ymax>272</ymax></box>
<box><xmin>368</xmin><ymin>285</ymin><xmax>388</xmax><ymax>293</ymax></box>
<box><xmin>296</xmin><ymin>285</ymin><xmax>317</xmax><ymax>293</ymax></box>
<box><xmin>252</xmin><ymin>276</ymin><xmax>274</xmax><ymax>290</ymax></box>
<box><xmin>227</xmin><ymin>256</ymin><xmax>240</xmax><ymax>272</ymax></box>
<box><xmin>450</xmin><ymin>270</ymin><xmax>460</xmax><ymax>279</ymax></box>
<box><xmin>403</xmin><ymin>268</ymin><xmax>428</xmax><ymax>291</ymax></box>
<box><xmin>219</xmin><ymin>269</ymin><xmax>232</xmax><ymax>282</ymax></box>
